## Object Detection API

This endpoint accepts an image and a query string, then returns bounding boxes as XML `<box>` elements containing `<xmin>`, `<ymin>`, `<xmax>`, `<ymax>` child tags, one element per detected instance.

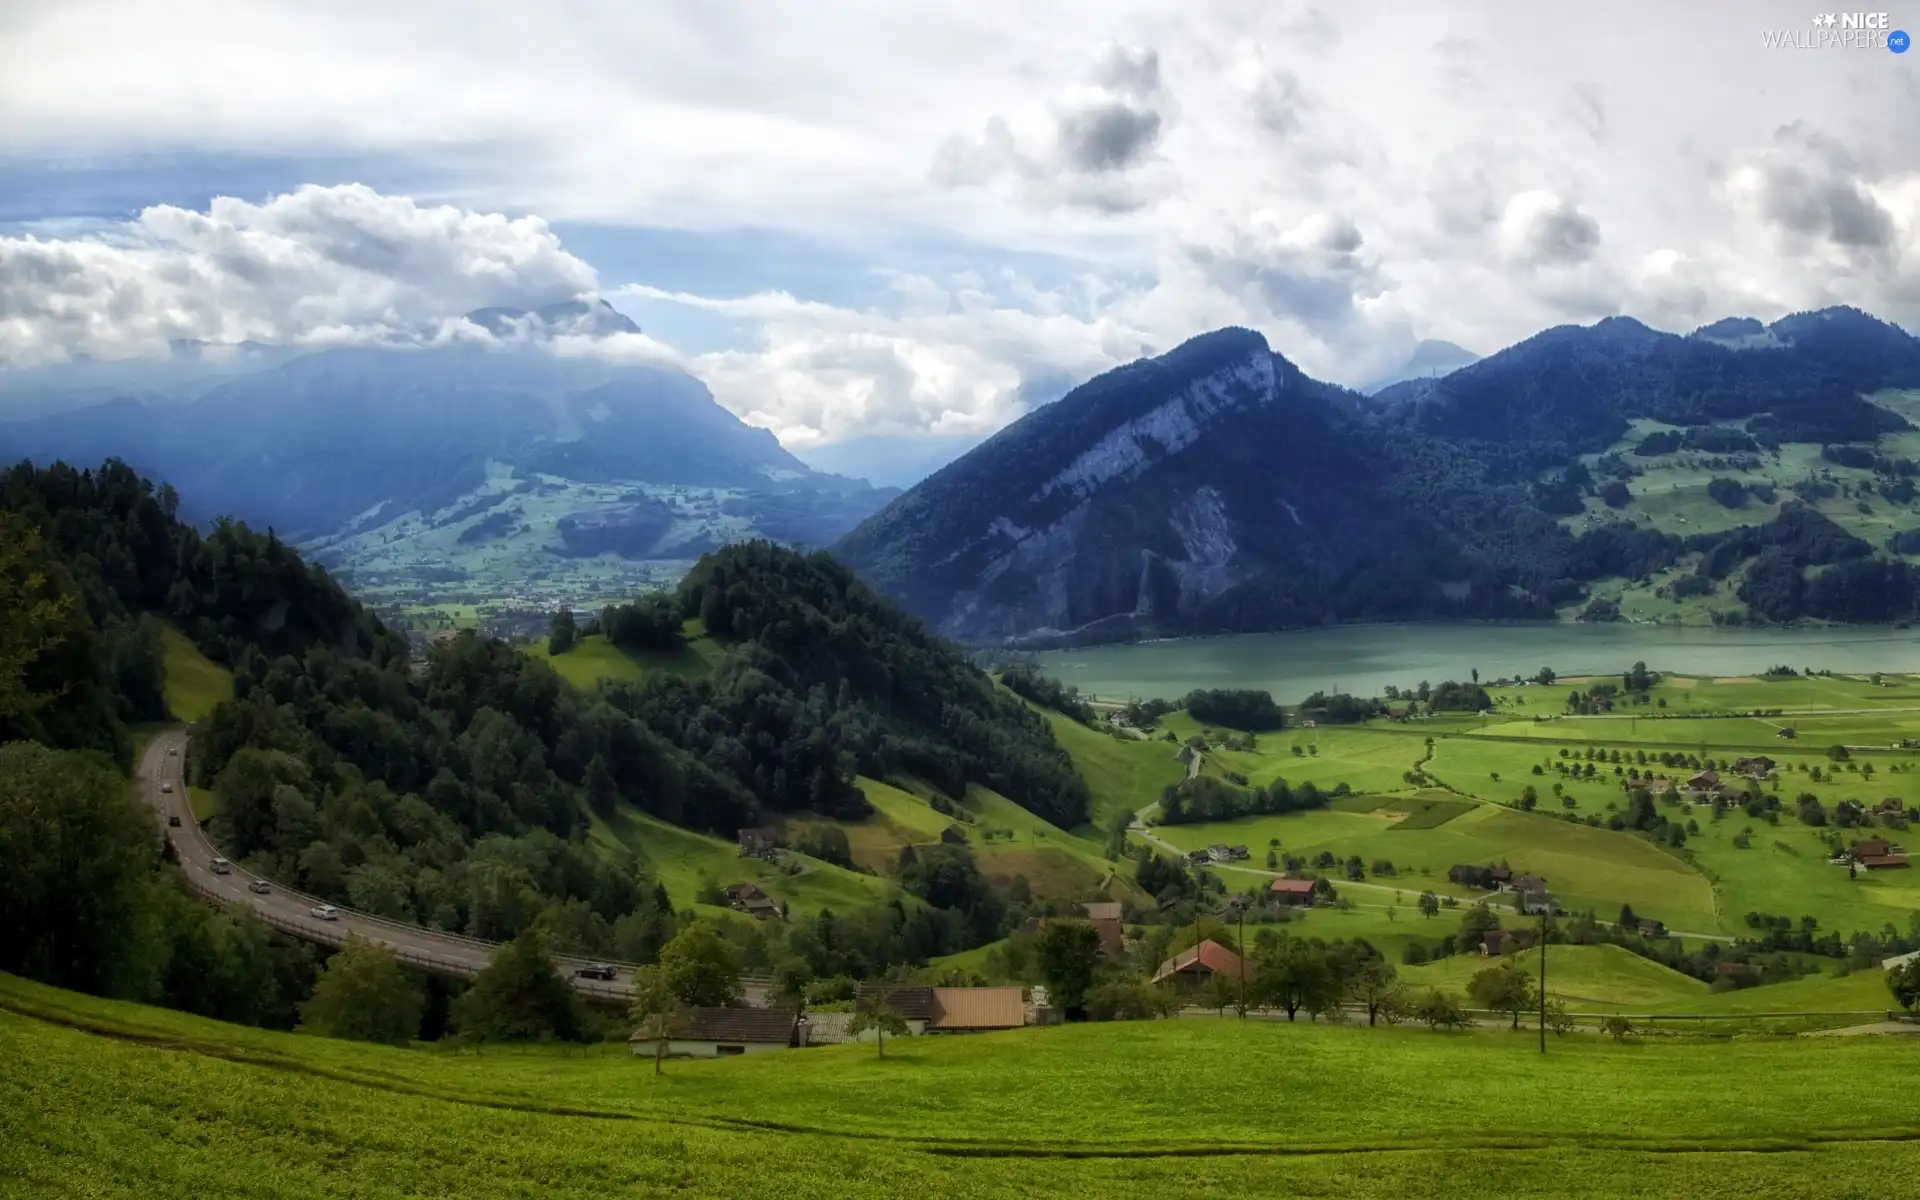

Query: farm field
<box><xmin>8</xmin><ymin>972</ymin><xmax>1920</xmax><ymax>1200</ymax></box>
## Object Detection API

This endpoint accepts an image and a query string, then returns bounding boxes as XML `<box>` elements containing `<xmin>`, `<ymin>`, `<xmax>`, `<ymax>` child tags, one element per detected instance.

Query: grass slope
<box><xmin>1404</xmin><ymin>944</ymin><xmax>1709</xmax><ymax>1012</ymax></box>
<box><xmin>9</xmin><ymin>972</ymin><xmax>1920</xmax><ymax>1199</ymax></box>
<box><xmin>588</xmin><ymin>803</ymin><xmax>900</xmax><ymax>918</ymax></box>
<box><xmin>529</xmin><ymin>624</ymin><xmax>722</xmax><ymax>689</ymax></box>
<box><xmin>1032</xmin><ymin>705</ymin><xmax>1185</xmax><ymax>832</ymax></box>
<box><xmin>159</xmin><ymin>623</ymin><xmax>232</xmax><ymax>724</ymax></box>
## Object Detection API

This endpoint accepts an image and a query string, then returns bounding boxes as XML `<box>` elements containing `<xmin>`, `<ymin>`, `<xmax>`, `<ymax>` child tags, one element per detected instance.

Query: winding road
<box><xmin>139</xmin><ymin>729</ymin><xmax>769</xmax><ymax>1003</ymax></box>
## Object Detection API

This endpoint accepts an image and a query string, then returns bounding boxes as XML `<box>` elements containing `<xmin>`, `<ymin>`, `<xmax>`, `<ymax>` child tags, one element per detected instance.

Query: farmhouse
<box><xmin>1732</xmin><ymin>756</ymin><xmax>1775</xmax><ymax>778</ymax></box>
<box><xmin>1645</xmin><ymin>778</ymin><xmax>1677</xmax><ymax>796</ymax></box>
<box><xmin>1188</xmin><ymin>849</ymin><xmax>1212</xmax><ymax>866</ymax></box>
<box><xmin>1079</xmin><ymin>901</ymin><xmax>1122</xmax><ymax>922</ymax></box>
<box><xmin>1876</xmin><ymin>798</ymin><xmax>1907</xmax><ymax>819</ymax></box>
<box><xmin>1516</xmin><ymin>888</ymin><xmax>1556</xmax><ymax>916</ymax></box>
<box><xmin>1151</xmin><ymin>939</ymin><xmax>1245</xmax><ymax>989</ymax></box>
<box><xmin>1447</xmin><ymin>864</ymin><xmax>1512</xmax><ymax>890</ymax></box>
<box><xmin>737</xmin><ymin>827</ymin><xmax>779</xmax><ymax>859</ymax></box>
<box><xmin>1480</xmin><ymin>929</ymin><xmax>1538</xmax><ymax>957</ymax></box>
<box><xmin>1885</xmin><ymin>949</ymin><xmax>1920</xmax><ymax>972</ymax></box>
<box><xmin>855</xmin><ymin>985</ymin><xmax>939</xmax><ymax>1035</ymax></box>
<box><xmin>629</xmin><ymin>1007</ymin><xmax>800</xmax><ymax>1059</ymax></box>
<box><xmin>929</xmin><ymin>987</ymin><xmax>1026</xmax><ymax>1032</ymax></box>
<box><xmin>1860</xmin><ymin>854</ymin><xmax>1912</xmax><ymax>871</ymax></box>
<box><xmin>940</xmin><ymin>824</ymin><xmax>968</xmax><ymax>845</ymax></box>
<box><xmin>1506</xmin><ymin>873</ymin><xmax>1547</xmax><ymax>897</ymax></box>
<box><xmin>1685</xmin><ymin>769</ymin><xmax>1720</xmax><ymax>793</ymax></box>
<box><xmin>1227</xmin><ymin>845</ymin><xmax>1251</xmax><ymax>861</ymax></box>
<box><xmin>1206</xmin><ymin>844</ymin><xmax>1232</xmax><ymax>863</ymax></box>
<box><xmin>1638</xmin><ymin>919</ymin><xmax>1668</xmax><ymax>939</ymax></box>
<box><xmin>1269</xmin><ymin>878</ymin><xmax>1318</xmax><ymax>906</ymax></box>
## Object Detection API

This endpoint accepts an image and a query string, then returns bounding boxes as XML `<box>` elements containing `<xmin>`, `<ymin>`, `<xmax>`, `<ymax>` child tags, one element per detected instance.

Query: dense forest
<box><xmin>0</xmin><ymin>463</ymin><xmax>1093</xmax><ymax>1025</ymax></box>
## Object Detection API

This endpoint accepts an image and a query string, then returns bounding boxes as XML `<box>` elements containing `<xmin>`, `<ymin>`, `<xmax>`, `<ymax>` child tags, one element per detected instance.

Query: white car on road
<box><xmin>310</xmin><ymin>905</ymin><xmax>340</xmax><ymax>921</ymax></box>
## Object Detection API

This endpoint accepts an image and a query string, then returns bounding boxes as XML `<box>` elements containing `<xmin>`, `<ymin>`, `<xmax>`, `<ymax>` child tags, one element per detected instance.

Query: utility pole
<box><xmin>1234</xmin><ymin>896</ymin><xmax>1248</xmax><ymax>1019</ymax></box>
<box><xmin>1538</xmin><ymin>908</ymin><xmax>1550</xmax><ymax>1054</ymax></box>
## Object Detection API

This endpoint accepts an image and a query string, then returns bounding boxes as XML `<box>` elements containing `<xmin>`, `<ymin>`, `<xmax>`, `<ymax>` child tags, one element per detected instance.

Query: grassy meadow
<box><xmin>7</xmin><ymin>971</ymin><xmax>1920</xmax><ymax>1200</ymax></box>
<box><xmin>158</xmin><ymin>623</ymin><xmax>232</xmax><ymax>724</ymax></box>
<box><xmin>528</xmin><ymin>622</ymin><xmax>724</xmax><ymax>689</ymax></box>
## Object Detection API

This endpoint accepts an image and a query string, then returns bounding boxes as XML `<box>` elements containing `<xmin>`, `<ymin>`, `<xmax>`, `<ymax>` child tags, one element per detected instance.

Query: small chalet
<box><xmin>1206</xmin><ymin>843</ymin><xmax>1232</xmax><ymax>863</ymax></box>
<box><xmin>1732</xmin><ymin>756</ymin><xmax>1775</xmax><ymax>779</ymax></box>
<box><xmin>1637</xmin><ymin>919</ymin><xmax>1668</xmax><ymax>939</ymax></box>
<box><xmin>856</xmin><ymin>985</ymin><xmax>940</xmax><ymax>1035</ymax></box>
<box><xmin>1517</xmin><ymin>888</ymin><xmax>1555</xmax><ymax>916</ymax></box>
<box><xmin>737</xmin><ymin>827</ymin><xmax>779</xmax><ymax>859</ymax></box>
<box><xmin>1860</xmin><ymin>854</ymin><xmax>1912</xmax><ymax>871</ymax></box>
<box><xmin>724</xmin><ymin>882</ymin><xmax>766</xmax><ymax>903</ymax></box>
<box><xmin>1852</xmin><ymin>838</ymin><xmax>1896</xmax><ymax>860</ymax></box>
<box><xmin>1151</xmin><ymin>939</ymin><xmax>1245</xmax><ymax>989</ymax></box>
<box><xmin>1645</xmin><ymin>778</ymin><xmax>1677</xmax><ymax>796</ymax></box>
<box><xmin>1188</xmin><ymin>849</ymin><xmax>1212</xmax><ymax>866</ymax></box>
<box><xmin>1876</xmin><ymin>798</ymin><xmax>1907</xmax><ymax>818</ymax></box>
<box><xmin>1269</xmin><ymin>877</ymin><xmax>1318</xmax><ymax>907</ymax></box>
<box><xmin>1506</xmin><ymin>873</ymin><xmax>1547</xmax><ymax>895</ymax></box>
<box><xmin>1080</xmin><ymin>901</ymin><xmax>1123</xmax><ymax>922</ymax></box>
<box><xmin>1227</xmin><ymin>845</ymin><xmax>1251</xmax><ymax>861</ymax></box>
<box><xmin>1480</xmin><ymin>929</ymin><xmax>1538</xmax><ymax>957</ymax></box>
<box><xmin>1685</xmin><ymin>769</ymin><xmax>1720</xmax><ymax>793</ymax></box>
<box><xmin>630</xmin><ymin>1007</ymin><xmax>800</xmax><ymax>1059</ymax></box>
<box><xmin>940</xmin><ymin>824</ymin><xmax>969</xmax><ymax>845</ymax></box>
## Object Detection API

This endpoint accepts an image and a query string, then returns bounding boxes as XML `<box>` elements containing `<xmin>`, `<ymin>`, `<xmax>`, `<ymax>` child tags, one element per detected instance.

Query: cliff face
<box><xmin>833</xmin><ymin>328</ymin><xmax>1462</xmax><ymax>643</ymax></box>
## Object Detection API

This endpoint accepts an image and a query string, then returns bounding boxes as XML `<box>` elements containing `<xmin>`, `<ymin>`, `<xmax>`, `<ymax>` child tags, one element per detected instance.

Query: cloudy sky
<box><xmin>2</xmin><ymin>0</ymin><xmax>1916</xmax><ymax>473</ymax></box>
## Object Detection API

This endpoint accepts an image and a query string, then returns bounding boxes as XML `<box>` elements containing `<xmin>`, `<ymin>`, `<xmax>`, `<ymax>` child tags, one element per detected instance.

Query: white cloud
<box><xmin>2</xmin><ymin>0</ymin><xmax>1919</xmax><ymax>447</ymax></box>
<box><xmin>0</xmin><ymin>184</ymin><xmax>596</xmax><ymax>364</ymax></box>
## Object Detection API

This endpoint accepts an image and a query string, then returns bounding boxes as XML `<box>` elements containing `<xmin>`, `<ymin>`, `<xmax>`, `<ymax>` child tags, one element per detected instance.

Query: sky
<box><xmin>2</xmin><ymin>0</ymin><xmax>1917</xmax><ymax>472</ymax></box>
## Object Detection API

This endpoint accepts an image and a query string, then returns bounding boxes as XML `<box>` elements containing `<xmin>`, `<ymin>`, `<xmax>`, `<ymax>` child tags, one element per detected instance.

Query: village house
<box><xmin>1516</xmin><ymin>887</ymin><xmax>1556</xmax><ymax>916</ymax></box>
<box><xmin>723</xmin><ymin>882</ymin><xmax>782</xmax><ymax>919</ymax></box>
<box><xmin>1849</xmin><ymin>837</ymin><xmax>1911</xmax><ymax>870</ymax></box>
<box><xmin>1505</xmin><ymin>873</ymin><xmax>1547</xmax><ymax>896</ymax></box>
<box><xmin>736</xmin><ymin>827</ymin><xmax>779</xmax><ymax>859</ymax></box>
<box><xmin>1732</xmin><ymin>756</ymin><xmax>1775</xmax><ymax>779</ymax></box>
<box><xmin>1269</xmin><ymin>878</ymin><xmax>1318</xmax><ymax>907</ymax></box>
<box><xmin>1151</xmin><ymin>939</ymin><xmax>1245</xmax><ymax>990</ymax></box>
<box><xmin>1876</xmin><ymin>798</ymin><xmax>1907</xmax><ymax>819</ymax></box>
<box><xmin>940</xmin><ymin>824</ymin><xmax>968</xmax><ymax>845</ymax></box>
<box><xmin>1479</xmin><ymin>929</ymin><xmax>1538</xmax><ymax>957</ymax></box>
<box><xmin>1685</xmin><ymin>768</ymin><xmax>1720</xmax><ymax>794</ymax></box>
<box><xmin>1206</xmin><ymin>844</ymin><xmax>1232</xmax><ymax>863</ymax></box>
<box><xmin>855</xmin><ymin>985</ymin><xmax>940</xmax><ymax>1035</ymax></box>
<box><xmin>852</xmin><ymin>986</ymin><xmax>1027</xmax><ymax>1036</ymax></box>
<box><xmin>1638</xmin><ymin>919</ymin><xmax>1668</xmax><ymax>939</ymax></box>
<box><xmin>629</xmin><ymin>1007</ymin><xmax>801</xmax><ymax>1059</ymax></box>
<box><xmin>1447</xmin><ymin>864</ymin><xmax>1513</xmax><ymax>890</ymax></box>
<box><xmin>1227</xmin><ymin>844</ymin><xmax>1251</xmax><ymax>861</ymax></box>
<box><xmin>1188</xmin><ymin>849</ymin><xmax>1212</xmax><ymax>866</ymax></box>
<box><xmin>1645</xmin><ymin>777</ymin><xmax>1677</xmax><ymax>797</ymax></box>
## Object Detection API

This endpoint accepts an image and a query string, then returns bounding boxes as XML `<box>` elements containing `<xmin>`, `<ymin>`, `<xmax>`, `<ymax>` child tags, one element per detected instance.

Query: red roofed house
<box><xmin>1269</xmin><ymin>877</ymin><xmax>1318</xmax><ymax>907</ymax></box>
<box><xmin>1152</xmin><ymin>939</ymin><xmax>1244</xmax><ymax>990</ymax></box>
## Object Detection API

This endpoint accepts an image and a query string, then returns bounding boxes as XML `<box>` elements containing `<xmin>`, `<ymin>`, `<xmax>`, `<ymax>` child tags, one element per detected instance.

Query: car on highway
<box><xmin>574</xmin><ymin>963</ymin><xmax>618</xmax><ymax>981</ymax></box>
<box><xmin>249</xmin><ymin>880</ymin><xmax>271</xmax><ymax>895</ymax></box>
<box><xmin>168</xmin><ymin>746</ymin><xmax>179</xmax><ymax>756</ymax></box>
<box><xmin>310</xmin><ymin>905</ymin><xmax>339</xmax><ymax>921</ymax></box>
<box><xmin>210</xmin><ymin>857</ymin><xmax>231</xmax><ymax>874</ymax></box>
<box><xmin>160</xmin><ymin>782</ymin><xmax>174</xmax><ymax>793</ymax></box>
<box><xmin>168</xmin><ymin>814</ymin><xmax>181</xmax><ymax>827</ymax></box>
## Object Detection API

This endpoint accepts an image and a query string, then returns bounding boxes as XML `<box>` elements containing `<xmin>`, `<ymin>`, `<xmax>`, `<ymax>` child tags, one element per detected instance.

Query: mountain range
<box><xmin>836</xmin><ymin>307</ymin><xmax>1920</xmax><ymax>644</ymax></box>
<box><xmin>0</xmin><ymin>303</ymin><xmax>896</xmax><ymax>608</ymax></box>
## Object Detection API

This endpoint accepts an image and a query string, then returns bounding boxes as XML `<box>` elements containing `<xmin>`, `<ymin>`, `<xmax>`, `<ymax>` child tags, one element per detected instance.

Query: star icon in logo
<box><xmin>1811</xmin><ymin>12</ymin><xmax>1835</xmax><ymax>25</ymax></box>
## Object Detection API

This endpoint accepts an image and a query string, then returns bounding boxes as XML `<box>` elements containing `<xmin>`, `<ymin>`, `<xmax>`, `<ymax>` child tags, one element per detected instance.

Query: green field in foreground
<box><xmin>7</xmin><ymin>973</ymin><xmax>1920</xmax><ymax>1199</ymax></box>
<box><xmin>159</xmin><ymin>623</ymin><xmax>232</xmax><ymax>724</ymax></box>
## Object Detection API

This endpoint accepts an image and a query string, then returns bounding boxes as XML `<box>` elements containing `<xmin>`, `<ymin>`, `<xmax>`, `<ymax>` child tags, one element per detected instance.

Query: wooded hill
<box><xmin>2</xmin><ymin>460</ymin><xmax>1087</xmax><ymax>976</ymax></box>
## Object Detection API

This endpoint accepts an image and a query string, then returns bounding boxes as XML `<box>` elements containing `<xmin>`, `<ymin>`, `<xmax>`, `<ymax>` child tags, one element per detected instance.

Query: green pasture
<box><xmin>1034</xmin><ymin>706</ymin><xmax>1185</xmax><ymax>831</ymax></box>
<box><xmin>159</xmin><ymin>623</ymin><xmax>232</xmax><ymax>724</ymax></box>
<box><xmin>1403</xmin><ymin>943</ymin><xmax>1709</xmax><ymax>1012</ymax></box>
<box><xmin>10</xmin><ymin>973</ymin><xmax>1920</xmax><ymax>1199</ymax></box>
<box><xmin>1151</xmin><ymin>801</ymin><xmax>1719</xmax><ymax>933</ymax></box>
<box><xmin>529</xmin><ymin>624</ymin><xmax>722</xmax><ymax>690</ymax></box>
<box><xmin>587</xmin><ymin>802</ymin><xmax>899</xmax><ymax>917</ymax></box>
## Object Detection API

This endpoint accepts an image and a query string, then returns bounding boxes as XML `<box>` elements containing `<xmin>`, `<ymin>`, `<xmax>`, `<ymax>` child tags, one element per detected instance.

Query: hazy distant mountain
<box><xmin>837</xmin><ymin>307</ymin><xmax>1920</xmax><ymax>644</ymax></box>
<box><xmin>1360</xmin><ymin>339</ymin><xmax>1480</xmax><ymax>394</ymax></box>
<box><xmin>796</xmin><ymin>433</ymin><xmax>990</xmax><ymax>490</ymax></box>
<box><xmin>0</xmin><ymin>310</ymin><xmax>897</xmax><ymax>589</ymax></box>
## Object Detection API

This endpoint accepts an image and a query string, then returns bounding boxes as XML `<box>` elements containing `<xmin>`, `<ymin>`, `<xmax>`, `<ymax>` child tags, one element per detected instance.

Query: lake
<box><xmin>1030</xmin><ymin>623</ymin><xmax>1920</xmax><ymax>703</ymax></box>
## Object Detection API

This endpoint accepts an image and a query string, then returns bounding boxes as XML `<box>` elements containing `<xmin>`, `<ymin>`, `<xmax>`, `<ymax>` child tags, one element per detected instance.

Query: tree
<box><xmin>1888</xmin><ymin>960</ymin><xmax>1920</xmax><ymax>1010</ymax></box>
<box><xmin>455</xmin><ymin>929</ymin><xmax>585</xmax><ymax>1043</ymax></box>
<box><xmin>1345</xmin><ymin>959</ymin><xmax>1403</xmax><ymax>1026</ymax></box>
<box><xmin>547</xmin><ymin>609</ymin><xmax>577</xmax><ymax>655</ymax></box>
<box><xmin>1037</xmin><ymin>919</ymin><xmax>1104</xmax><ymax>1017</ymax></box>
<box><xmin>1414</xmin><ymin>988</ymin><xmax>1468</xmax><ymax>1030</ymax></box>
<box><xmin>1418</xmin><ymin>891</ymin><xmax>1440</xmax><ymax>919</ymax></box>
<box><xmin>1254</xmin><ymin>937</ymin><xmax>1338</xmax><ymax>1022</ymax></box>
<box><xmin>627</xmin><ymin>963</ymin><xmax>680</xmax><ymax>1076</ymax></box>
<box><xmin>1469</xmin><ymin>964</ymin><xmax>1537</xmax><ymax>1030</ymax></box>
<box><xmin>0</xmin><ymin>517</ymin><xmax>75</xmax><ymax>721</ymax></box>
<box><xmin>847</xmin><ymin>995</ymin><xmax>909</xmax><ymax>1057</ymax></box>
<box><xmin>1202</xmin><ymin>970</ymin><xmax>1239</xmax><ymax>1016</ymax></box>
<box><xmin>298</xmin><ymin>937</ymin><xmax>423</xmax><ymax>1045</ymax></box>
<box><xmin>1459</xmin><ymin>902</ymin><xmax>1500</xmax><ymax>941</ymax></box>
<box><xmin>659</xmin><ymin>922</ymin><xmax>742</xmax><ymax>1007</ymax></box>
<box><xmin>0</xmin><ymin>741</ymin><xmax>162</xmax><ymax>998</ymax></box>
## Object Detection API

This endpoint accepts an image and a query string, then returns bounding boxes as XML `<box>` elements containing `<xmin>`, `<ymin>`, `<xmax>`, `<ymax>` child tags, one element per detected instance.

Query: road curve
<box><xmin>140</xmin><ymin>729</ymin><xmax>748</xmax><ymax>1003</ymax></box>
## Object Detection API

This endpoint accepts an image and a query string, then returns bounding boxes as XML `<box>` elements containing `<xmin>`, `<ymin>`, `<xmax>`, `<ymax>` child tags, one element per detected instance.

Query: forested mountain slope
<box><xmin>837</xmin><ymin>308</ymin><xmax>1920</xmax><ymax>643</ymax></box>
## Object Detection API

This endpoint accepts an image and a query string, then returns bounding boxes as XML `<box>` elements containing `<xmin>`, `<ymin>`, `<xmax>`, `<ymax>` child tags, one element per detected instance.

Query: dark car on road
<box><xmin>574</xmin><ymin>964</ymin><xmax>618</xmax><ymax>981</ymax></box>
<box><xmin>168</xmin><ymin>814</ymin><xmax>181</xmax><ymax>827</ymax></box>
